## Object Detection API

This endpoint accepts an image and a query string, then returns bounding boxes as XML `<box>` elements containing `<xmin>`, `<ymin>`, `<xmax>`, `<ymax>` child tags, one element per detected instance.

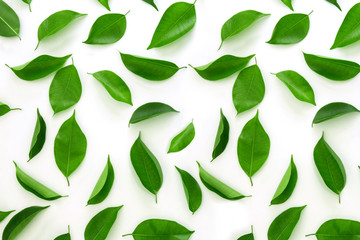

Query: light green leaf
<box><xmin>168</xmin><ymin>121</ymin><xmax>195</xmax><ymax>153</ymax></box>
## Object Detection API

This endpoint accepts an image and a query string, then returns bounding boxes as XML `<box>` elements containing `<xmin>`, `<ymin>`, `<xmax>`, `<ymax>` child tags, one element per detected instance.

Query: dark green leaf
<box><xmin>168</xmin><ymin>121</ymin><xmax>195</xmax><ymax>153</ymax></box>
<box><xmin>84</xmin><ymin>12</ymin><xmax>128</xmax><ymax>45</ymax></box>
<box><xmin>0</xmin><ymin>211</ymin><xmax>14</xmax><ymax>223</ymax></box>
<box><xmin>129</xmin><ymin>102</ymin><xmax>178</xmax><ymax>125</ymax></box>
<box><xmin>148</xmin><ymin>1</ymin><xmax>196</xmax><ymax>49</ymax></box>
<box><xmin>28</xmin><ymin>109</ymin><xmax>46</xmax><ymax>161</ymax></box>
<box><xmin>303</xmin><ymin>52</ymin><xmax>360</xmax><ymax>81</ymax></box>
<box><xmin>130</xmin><ymin>133</ymin><xmax>163</xmax><ymax>202</ymax></box>
<box><xmin>142</xmin><ymin>0</ymin><xmax>158</xmax><ymax>11</ymax></box>
<box><xmin>237</xmin><ymin>227</ymin><xmax>254</xmax><ymax>240</ymax></box>
<box><xmin>211</xmin><ymin>109</ymin><xmax>229</xmax><ymax>161</ymax></box>
<box><xmin>189</xmin><ymin>54</ymin><xmax>255</xmax><ymax>81</ymax></box>
<box><xmin>6</xmin><ymin>54</ymin><xmax>72</xmax><ymax>81</ymax></box>
<box><xmin>120</xmin><ymin>52</ymin><xmax>184</xmax><ymax>81</ymax></box>
<box><xmin>87</xmin><ymin>155</ymin><xmax>114</xmax><ymax>205</ymax></box>
<box><xmin>84</xmin><ymin>206</ymin><xmax>123</xmax><ymax>240</ymax></box>
<box><xmin>281</xmin><ymin>0</ymin><xmax>294</xmax><ymax>11</ymax></box>
<box><xmin>49</xmin><ymin>64</ymin><xmax>82</xmax><ymax>114</ymax></box>
<box><xmin>308</xmin><ymin>219</ymin><xmax>360</xmax><ymax>239</ymax></box>
<box><xmin>0</xmin><ymin>102</ymin><xmax>20</xmax><ymax>117</ymax></box>
<box><xmin>268</xmin><ymin>206</ymin><xmax>306</xmax><ymax>240</ymax></box>
<box><xmin>0</xmin><ymin>0</ymin><xmax>20</xmax><ymax>39</ymax></box>
<box><xmin>175</xmin><ymin>166</ymin><xmax>202</xmax><ymax>214</ymax></box>
<box><xmin>98</xmin><ymin>0</ymin><xmax>110</xmax><ymax>11</ymax></box>
<box><xmin>2</xmin><ymin>206</ymin><xmax>49</xmax><ymax>240</ymax></box>
<box><xmin>232</xmin><ymin>65</ymin><xmax>265</xmax><ymax>115</ymax></box>
<box><xmin>313</xmin><ymin>102</ymin><xmax>359</xmax><ymax>125</ymax></box>
<box><xmin>54</xmin><ymin>110</ymin><xmax>87</xmax><ymax>186</ymax></box>
<box><xmin>237</xmin><ymin>111</ymin><xmax>270</xmax><ymax>185</ymax></box>
<box><xmin>326</xmin><ymin>0</ymin><xmax>341</xmax><ymax>10</ymax></box>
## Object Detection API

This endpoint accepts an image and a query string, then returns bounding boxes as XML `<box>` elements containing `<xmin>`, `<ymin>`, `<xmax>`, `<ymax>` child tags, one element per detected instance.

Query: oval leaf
<box><xmin>197</xmin><ymin>161</ymin><xmax>247</xmax><ymax>200</ymax></box>
<box><xmin>54</xmin><ymin>110</ymin><xmax>87</xmax><ymax>186</ymax></box>
<box><xmin>268</xmin><ymin>206</ymin><xmax>306</xmax><ymax>240</ymax></box>
<box><xmin>120</xmin><ymin>52</ymin><xmax>184</xmax><ymax>81</ymax></box>
<box><xmin>211</xmin><ymin>109</ymin><xmax>230</xmax><ymax>161</ymax></box>
<box><xmin>84</xmin><ymin>12</ymin><xmax>128</xmax><ymax>45</ymax></box>
<box><xmin>267</xmin><ymin>12</ymin><xmax>311</xmax><ymax>45</ymax></box>
<box><xmin>98</xmin><ymin>0</ymin><xmax>110</xmax><ymax>11</ymax></box>
<box><xmin>130</xmin><ymin>133</ymin><xmax>163</xmax><ymax>201</ymax></box>
<box><xmin>142</xmin><ymin>0</ymin><xmax>158</xmax><ymax>11</ymax></box>
<box><xmin>129</xmin><ymin>102</ymin><xmax>178</xmax><ymax>125</ymax></box>
<box><xmin>148</xmin><ymin>1</ymin><xmax>196</xmax><ymax>49</ymax></box>
<box><xmin>326</xmin><ymin>0</ymin><xmax>341</xmax><ymax>10</ymax></box>
<box><xmin>0</xmin><ymin>0</ymin><xmax>20</xmax><ymax>39</ymax></box>
<box><xmin>313</xmin><ymin>102</ymin><xmax>359</xmax><ymax>125</ymax></box>
<box><xmin>175</xmin><ymin>166</ymin><xmax>202</xmax><ymax>214</ymax></box>
<box><xmin>28</xmin><ymin>109</ymin><xmax>46</xmax><ymax>161</ymax></box>
<box><xmin>87</xmin><ymin>156</ymin><xmax>114</xmax><ymax>205</ymax></box>
<box><xmin>84</xmin><ymin>206</ymin><xmax>123</xmax><ymax>240</ymax></box>
<box><xmin>190</xmin><ymin>54</ymin><xmax>255</xmax><ymax>81</ymax></box>
<box><xmin>0</xmin><ymin>102</ymin><xmax>20</xmax><ymax>117</ymax></box>
<box><xmin>2</xmin><ymin>206</ymin><xmax>49</xmax><ymax>240</ymax></box>
<box><xmin>309</xmin><ymin>219</ymin><xmax>360</xmax><ymax>239</ymax></box>
<box><xmin>6</xmin><ymin>54</ymin><xmax>72</xmax><ymax>81</ymax></box>
<box><xmin>233</xmin><ymin>65</ymin><xmax>265</xmax><ymax>114</ymax></box>
<box><xmin>303</xmin><ymin>53</ymin><xmax>360</xmax><ymax>81</ymax></box>
<box><xmin>314</xmin><ymin>133</ymin><xmax>346</xmax><ymax>202</ymax></box>
<box><xmin>281</xmin><ymin>0</ymin><xmax>294</xmax><ymax>11</ymax></box>
<box><xmin>0</xmin><ymin>210</ymin><xmax>14</xmax><ymax>223</ymax></box>
<box><xmin>237</xmin><ymin>111</ymin><xmax>270</xmax><ymax>185</ymax></box>
<box><xmin>168</xmin><ymin>121</ymin><xmax>195</xmax><ymax>153</ymax></box>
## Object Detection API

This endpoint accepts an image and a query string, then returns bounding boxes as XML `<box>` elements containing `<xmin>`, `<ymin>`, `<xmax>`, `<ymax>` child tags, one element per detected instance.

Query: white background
<box><xmin>0</xmin><ymin>0</ymin><xmax>360</xmax><ymax>239</ymax></box>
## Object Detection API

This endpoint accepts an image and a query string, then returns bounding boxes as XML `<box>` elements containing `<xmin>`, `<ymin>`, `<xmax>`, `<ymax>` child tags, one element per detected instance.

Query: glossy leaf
<box><xmin>219</xmin><ymin>10</ymin><xmax>270</xmax><ymax>49</ymax></box>
<box><xmin>281</xmin><ymin>0</ymin><xmax>293</xmax><ymax>11</ymax></box>
<box><xmin>6</xmin><ymin>54</ymin><xmax>71</xmax><ymax>81</ymax></box>
<box><xmin>87</xmin><ymin>156</ymin><xmax>114</xmax><ymax>205</ymax></box>
<box><xmin>237</xmin><ymin>111</ymin><xmax>270</xmax><ymax>185</ymax></box>
<box><xmin>142</xmin><ymin>0</ymin><xmax>158</xmax><ymax>11</ymax></box>
<box><xmin>2</xmin><ymin>206</ymin><xmax>49</xmax><ymax>240</ymax></box>
<box><xmin>197</xmin><ymin>161</ymin><xmax>247</xmax><ymax>200</ymax></box>
<box><xmin>331</xmin><ymin>3</ymin><xmax>360</xmax><ymax>49</ymax></box>
<box><xmin>54</xmin><ymin>110</ymin><xmax>87</xmax><ymax>186</ymax></box>
<box><xmin>54</xmin><ymin>226</ymin><xmax>71</xmax><ymax>240</ymax></box>
<box><xmin>189</xmin><ymin>54</ymin><xmax>255</xmax><ymax>81</ymax></box>
<box><xmin>28</xmin><ymin>109</ymin><xmax>46</xmax><ymax>161</ymax></box>
<box><xmin>120</xmin><ymin>52</ymin><xmax>185</xmax><ymax>81</ymax></box>
<box><xmin>270</xmin><ymin>156</ymin><xmax>298</xmax><ymax>205</ymax></box>
<box><xmin>326</xmin><ymin>0</ymin><xmax>341</xmax><ymax>10</ymax></box>
<box><xmin>313</xmin><ymin>102</ymin><xmax>359</xmax><ymax>125</ymax></box>
<box><xmin>0</xmin><ymin>0</ymin><xmax>20</xmax><ymax>39</ymax></box>
<box><xmin>124</xmin><ymin>219</ymin><xmax>194</xmax><ymax>239</ymax></box>
<box><xmin>0</xmin><ymin>211</ymin><xmax>14</xmax><ymax>223</ymax></box>
<box><xmin>21</xmin><ymin>0</ymin><xmax>31</xmax><ymax>11</ymax></box>
<box><xmin>84</xmin><ymin>206</ymin><xmax>123</xmax><ymax>240</ymax></box>
<box><xmin>303</xmin><ymin>53</ymin><xmax>360</xmax><ymax>81</ymax></box>
<box><xmin>175</xmin><ymin>166</ymin><xmax>202</xmax><ymax>214</ymax></box>
<box><xmin>268</xmin><ymin>206</ymin><xmax>306</xmax><ymax>240</ymax></box>
<box><xmin>232</xmin><ymin>65</ymin><xmax>265</xmax><ymax>114</ymax></box>
<box><xmin>237</xmin><ymin>227</ymin><xmax>254</xmax><ymax>240</ymax></box>
<box><xmin>274</xmin><ymin>70</ymin><xmax>316</xmax><ymax>105</ymax></box>
<box><xmin>129</xmin><ymin>102</ymin><xmax>178</xmax><ymax>125</ymax></box>
<box><xmin>267</xmin><ymin>12</ymin><xmax>311</xmax><ymax>45</ymax></box>
<box><xmin>308</xmin><ymin>219</ymin><xmax>360</xmax><ymax>239</ymax></box>
<box><xmin>84</xmin><ymin>12</ymin><xmax>128</xmax><ymax>45</ymax></box>
<box><xmin>36</xmin><ymin>10</ymin><xmax>87</xmax><ymax>49</ymax></box>
<box><xmin>130</xmin><ymin>133</ymin><xmax>163</xmax><ymax>201</ymax></box>
<box><xmin>314</xmin><ymin>133</ymin><xmax>346</xmax><ymax>202</ymax></box>
<box><xmin>0</xmin><ymin>102</ymin><xmax>20</xmax><ymax>117</ymax></box>
<box><xmin>14</xmin><ymin>162</ymin><xmax>64</xmax><ymax>201</ymax></box>
<box><xmin>148</xmin><ymin>1</ymin><xmax>196</xmax><ymax>49</ymax></box>
<box><xmin>168</xmin><ymin>121</ymin><xmax>195</xmax><ymax>153</ymax></box>
<box><xmin>211</xmin><ymin>109</ymin><xmax>230</xmax><ymax>161</ymax></box>
<box><xmin>98</xmin><ymin>0</ymin><xmax>110</xmax><ymax>11</ymax></box>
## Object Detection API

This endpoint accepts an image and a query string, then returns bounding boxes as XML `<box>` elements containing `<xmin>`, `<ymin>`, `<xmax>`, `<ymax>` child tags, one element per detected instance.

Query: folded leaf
<box><xmin>0</xmin><ymin>210</ymin><xmax>14</xmax><ymax>223</ymax></box>
<box><xmin>98</xmin><ymin>0</ymin><xmax>110</xmax><ymax>11</ymax></box>
<box><xmin>129</xmin><ymin>102</ymin><xmax>178</xmax><ymax>125</ymax></box>
<box><xmin>0</xmin><ymin>0</ymin><xmax>20</xmax><ymax>39</ymax></box>
<box><xmin>313</xmin><ymin>102</ymin><xmax>359</xmax><ymax>125</ymax></box>
<box><xmin>308</xmin><ymin>219</ymin><xmax>360</xmax><ymax>239</ymax></box>
<box><xmin>148</xmin><ymin>1</ymin><xmax>196</xmax><ymax>49</ymax></box>
<box><xmin>212</xmin><ymin>109</ymin><xmax>230</xmax><ymax>161</ymax></box>
<box><xmin>281</xmin><ymin>0</ymin><xmax>294</xmax><ymax>11</ymax></box>
<box><xmin>326</xmin><ymin>0</ymin><xmax>341</xmax><ymax>11</ymax></box>
<box><xmin>142</xmin><ymin>0</ymin><xmax>158</xmax><ymax>11</ymax></box>
<box><xmin>28</xmin><ymin>109</ymin><xmax>46</xmax><ymax>161</ymax></box>
<box><xmin>0</xmin><ymin>102</ymin><xmax>20</xmax><ymax>117</ymax></box>
<box><xmin>168</xmin><ymin>121</ymin><xmax>195</xmax><ymax>153</ymax></box>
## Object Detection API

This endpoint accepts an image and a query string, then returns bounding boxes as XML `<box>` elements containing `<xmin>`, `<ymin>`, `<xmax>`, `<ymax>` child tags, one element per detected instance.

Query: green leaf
<box><xmin>308</xmin><ymin>219</ymin><xmax>360</xmax><ymax>239</ymax></box>
<box><xmin>49</xmin><ymin>64</ymin><xmax>82</xmax><ymax>114</ymax></box>
<box><xmin>326</xmin><ymin>0</ymin><xmax>341</xmax><ymax>11</ymax></box>
<box><xmin>270</xmin><ymin>156</ymin><xmax>298</xmax><ymax>205</ymax></box>
<box><xmin>237</xmin><ymin>111</ymin><xmax>270</xmax><ymax>185</ymax></box>
<box><xmin>36</xmin><ymin>10</ymin><xmax>87</xmax><ymax>49</ymax></box>
<box><xmin>332</xmin><ymin>3</ymin><xmax>360</xmax><ymax>49</ymax></box>
<box><xmin>281</xmin><ymin>0</ymin><xmax>294</xmax><ymax>11</ymax></box>
<box><xmin>267</xmin><ymin>206</ymin><xmax>306</xmax><ymax>240</ymax></box>
<box><xmin>120</xmin><ymin>52</ymin><xmax>185</xmax><ymax>81</ymax></box>
<box><xmin>87</xmin><ymin>155</ymin><xmax>114</xmax><ymax>205</ymax></box>
<box><xmin>6</xmin><ymin>54</ymin><xmax>72</xmax><ymax>81</ymax></box>
<box><xmin>98</xmin><ymin>0</ymin><xmax>110</xmax><ymax>11</ymax></box>
<box><xmin>232</xmin><ymin>65</ymin><xmax>265</xmax><ymax>115</ymax></box>
<box><xmin>211</xmin><ymin>109</ymin><xmax>229</xmax><ymax>161</ymax></box>
<box><xmin>267</xmin><ymin>12</ymin><xmax>311</xmax><ymax>45</ymax></box>
<box><xmin>0</xmin><ymin>0</ymin><xmax>20</xmax><ymax>39</ymax></box>
<box><xmin>130</xmin><ymin>133</ymin><xmax>163</xmax><ymax>202</ymax></box>
<box><xmin>0</xmin><ymin>210</ymin><xmax>14</xmax><ymax>223</ymax></box>
<box><xmin>90</xmin><ymin>70</ymin><xmax>132</xmax><ymax>105</ymax></box>
<box><xmin>314</xmin><ymin>133</ymin><xmax>346</xmax><ymax>202</ymax></box>
<box><xmin>197</xmin><ymin>161</ymin><xmax>247</xmax><ymax>200</ymax></box>
<box><xmin>84</xmin><ymin>206</ymin><xmax>123</xmax><ymax>240</ymax></box>
<box><xmin>0</xmin><ymin>102</ymin><xmax>20</xmax><ymax>117</ymax></box>
<box><xmin>303</xmin><ymin>52</ymin><xmax>360</xmax><ymax>81</ymax></box>
<box><xmin>83</xmin><ymin>12</ymin><xmax>128</xmax><ymax>45</ymax></box>
<box><xmin>189</xmin><ymin>54</ymin><xmax>255</xmax><ymax>81</ymax></box>
<box><xmin>14</xmin><ymin>161</ymin><xmax>65</xmax><ymax>201</ymax></box>
<box><xmin>2</xmin><ymin>206</ymin><xmax>49</xmax><ymax>240</ymax></box>
<box><xmin>28</xmin><ymin>109</ymin><xmax>46</xmax><ymax>161</ymax></box>
<box><xmin>219</xmin><ymin>10</ymin><xmax>270</xmax><ymax>49</ymax></box>
<box><xmin>124</xmin><ymin>219</ymin><xmax>194</xmax><ymax>239</ymax></box>
<box><xmin>129</xmin><ymin>102</ymin><xmax>178</xmax><ymax>125</ymax></box>
<box><xmin>54</xmin><ymin>110</ymin><xmax>87</xmax><ymax>186</ymax></box>
<box><xmin>21</xmin><ymin>0</ymin><xmax>32</xmax><ymax>12</ymax></box>
<box><xmin>54</xmin><ymin>227</ymin><xmax>71</xmax><ymax>240</ymax></box>
<box><xmin>313</xmin><ymin>102</ymin><xmax>359</xmax><ymax>125</ymax></box>
<box><xmin>168</xmin><ymin>121</ymin><xmax>195</xmax><ymax>153</ymax></box>
<box><xmin>274</xmin><ymin>70</ymin><xmax>316</xmax><ymax>105</ymax></box>
<box><xmin>237</xmin><ymin>227</ymin><xmax>254</xmax><ymax>240</ymax></box>
<box><xmin>175</xmin><ymin>166</ymin><xmax>202</xmax><ymax>214</ymax></box>
<box><xmin>148</xmin><ymin>1</ymin><xmax>196</xmax><ymax>49</ymax></box>
<box><xmin>142</xmin><ymin>0</ymin><xmax>158</xmax><ymax>11</ymax></box>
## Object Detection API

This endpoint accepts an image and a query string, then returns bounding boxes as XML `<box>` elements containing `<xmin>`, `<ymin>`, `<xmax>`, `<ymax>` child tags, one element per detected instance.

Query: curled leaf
<box><xmin>129</xmin><ymin>102</ymin><xmax>178</xmax><ymax>125</ymax></box>
<box><xmin>211</xmin><ymin>109</ymin><xmax>230</xmax><ymax>161</ymax></box>
<box><xmin>307</xmin><ymin>219</ymin><xmax>360</xmax><ymax>239</ymax></box>
<box><xmin>0</xmin><ymin>102</ymin><xmax>20</xmax><ymax>117</ymax></box>
<box><xmin>28</xmin><ymin>109</ymin><xmax>46</xmax><ymax>161</ymax></box>
<box><xmin>0</xmin><ymin>0</ymin><xmax>20</xmax><ymax>39</ymax></box>
<box><xmin>168</xmin><ymin>121</ymin><xmax>195</xmax><ymax>153</ymax></box>
<box><xmin>313</xmin><ymin>102</ymin><xmax>359</xmax><ymax>125</ymax></box>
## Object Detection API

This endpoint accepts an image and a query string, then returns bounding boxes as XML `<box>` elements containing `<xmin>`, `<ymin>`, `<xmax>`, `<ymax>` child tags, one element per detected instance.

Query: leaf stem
<box><xmin>305</xmin><ymin>233</ymin><xmax>315</xmax><ymax>237</ymax></box>
<box><xmin>35</xmin><ymin>42</ymin><xmax>40</xmax><ymax>51</ymax></box>
<box><xmin>28</xmin><ymin>3</ymin><xmax>32</xmax><ymax>12</ymax></box>
<box><xmin>122</xmin><ymin>234</ymin><xmax>132</xmax><ymax>237</ymax></box>
<box><xmin>250</xmin><ymin>177</ymin><xmax>253</xmax><ymax>186</ymax></box>
<box><xmin>308</xmin><ymin>10</ymin><xmax>314</xmax><ymax>16</ymax></box>
<box><xmin>218</xmin><ymin>41</ymin><xmax>224</xmax><ymax>51</ymax></box>
<box><xmin>125</xmin><ymin>10</ymin><xmax>130</xmax><ymax>16</ymax></box>
<box><xmin>10</xmin><ymin>108</ymin><xmax>21</xmax><ymax>111</ymax></box>
<box><xmin>66</xmin><ymin>177</ymin><xmax>70</xmax><ymax>186</ymax></box>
